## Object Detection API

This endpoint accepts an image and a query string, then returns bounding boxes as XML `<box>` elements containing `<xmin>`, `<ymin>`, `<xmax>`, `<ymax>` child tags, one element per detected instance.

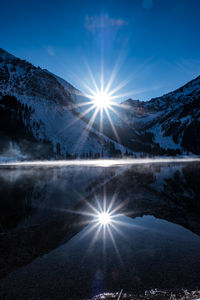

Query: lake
<box><xmin>0</xmin><ymin>159</ymin><xmax>200</xmax><ymax>299</ymax></box>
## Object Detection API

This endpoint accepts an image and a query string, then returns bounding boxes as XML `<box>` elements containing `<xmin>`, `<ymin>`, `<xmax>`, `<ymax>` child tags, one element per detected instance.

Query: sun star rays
<box><xmin>68</xmin><ymin>61</ymin><xmax>134</xmax><ymax>152</ymax></box>
<box><xmin>66</xmin><ymin>188</ymin><xmax>136</xmax><ymax>265</ymax></box>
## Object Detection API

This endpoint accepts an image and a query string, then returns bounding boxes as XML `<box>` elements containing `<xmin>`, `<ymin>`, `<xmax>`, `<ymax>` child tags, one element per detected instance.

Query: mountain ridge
<box><xmin>0</xmin><ymin>48</ymin><xmax>200</xmax><ymax>158</ymax></box>
<box><xmin>0</xmin><ymin>48</ymin><xmax>131</xmax><ymax>160</ymax></box>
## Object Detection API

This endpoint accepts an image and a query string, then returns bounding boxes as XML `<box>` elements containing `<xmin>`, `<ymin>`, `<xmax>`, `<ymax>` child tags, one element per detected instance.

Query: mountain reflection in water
<box><xmin>0</xmin><ymin>160</ymin><xmax>200</xmax><ymax>299</ymax></box>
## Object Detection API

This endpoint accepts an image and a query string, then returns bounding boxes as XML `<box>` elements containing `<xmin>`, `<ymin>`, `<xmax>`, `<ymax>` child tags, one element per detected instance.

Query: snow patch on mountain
<box><xmin>147</xmin><ymin>124</ymin><xmax>181</xmax><ymax>150</ymax></box>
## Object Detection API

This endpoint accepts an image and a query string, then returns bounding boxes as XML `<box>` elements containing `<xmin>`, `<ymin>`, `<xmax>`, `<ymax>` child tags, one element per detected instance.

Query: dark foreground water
<box><xmin>0</xmin><ymin>160</ymin><xmax>200</xmax><ymax>299</ymax></box>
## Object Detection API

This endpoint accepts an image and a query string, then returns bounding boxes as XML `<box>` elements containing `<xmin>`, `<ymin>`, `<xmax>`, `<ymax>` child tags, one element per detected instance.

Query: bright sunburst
<box><xmin>65</xmin><ymin>189</ymin><xmax>135</xmax><ymax>265</ymax></box>
<box><xmin>92</xmin><ymin>91</ymin><xmax>111</xmax><ymax>109</ymax></box>
<box><xmin>70</xmin><ymin>60</ymin><xmax>134</xmax><ymax>147</ymax></box>
<box><xmin>98</xmin><ymin>212</ymin><xmax>111</xmax><ymax>225</ymax></box>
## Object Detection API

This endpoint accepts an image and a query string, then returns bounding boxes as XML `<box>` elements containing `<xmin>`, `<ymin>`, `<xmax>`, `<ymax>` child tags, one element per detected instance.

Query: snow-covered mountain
<box><xmin>75</xmin><ymin>74</ymin><xmax>200</xmax><ymax>155</ymax></box>
<box><xmin>0</xmin><ymin>48</ymin><xmax>200</xmax><ymax>159</ymax></box>
<box><xmin>0</xmin><ymin>48</ymin><xmax>131</xmax><ymax>160</ymax></box>
<box><xmin>118</xmin><ymin>76</ymin><xmax>200</xmax><ymax>155</ymax></box>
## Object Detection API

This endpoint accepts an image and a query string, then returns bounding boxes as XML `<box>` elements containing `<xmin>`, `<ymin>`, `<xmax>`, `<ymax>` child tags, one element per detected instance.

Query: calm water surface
<box><xmin>0</xmin><ymin>160</ymin><xmax>200</xmax><ymax>299</ymax></box>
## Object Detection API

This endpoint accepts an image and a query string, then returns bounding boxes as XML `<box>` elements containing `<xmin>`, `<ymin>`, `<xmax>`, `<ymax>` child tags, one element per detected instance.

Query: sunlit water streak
<box><xmin>0</xmin><ymin>157</ymin><xmax>200</xmax><ymax>167</ymax></box>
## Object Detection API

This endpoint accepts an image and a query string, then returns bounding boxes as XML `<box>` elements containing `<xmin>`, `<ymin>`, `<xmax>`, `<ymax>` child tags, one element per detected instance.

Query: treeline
<box><xmin>0</xmin><ymin>94</ymin><xmax>55</xmax><ymax>158</ymax></box>
<box><xmin>55</xmin><ymin>141</ymin><xmax>129</xmax><ymax>159</ymax></box>
<box><xmin>0</xmin><ymin>95</ymin><xmax>35</xmax><ymax>138</ymax></box>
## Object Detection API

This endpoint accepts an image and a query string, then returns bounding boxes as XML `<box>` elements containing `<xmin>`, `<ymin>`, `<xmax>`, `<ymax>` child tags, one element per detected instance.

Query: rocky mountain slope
<box><xmin>0</xmin><ymin>48</ymin><xmax>129</xmax><ymax>160</ymax></box>
<box><xmin>0</xmin><ymin>48</ymin><xmax>200</xmax><ymax>158</ymax></box>
<box><xmin>118</xmin><ymin>75</ymin><xmax>200</xmax><ymax>154</ymax></box>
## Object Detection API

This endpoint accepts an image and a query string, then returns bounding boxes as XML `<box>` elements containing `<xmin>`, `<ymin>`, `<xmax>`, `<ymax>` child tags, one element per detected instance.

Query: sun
<box><xmin>98</xmin><ymin>212</ymin><xmax>111</xmax><ymax>225</ymax></box>
<box><xmin>93</xmin><ymin>91</ymin><xmax>111</xmax><ymax>109</ymax></box>
<box><xmin>72</xmin><ymin>61</ymin><xmax>133</xmax><ymax>142</ymax></box>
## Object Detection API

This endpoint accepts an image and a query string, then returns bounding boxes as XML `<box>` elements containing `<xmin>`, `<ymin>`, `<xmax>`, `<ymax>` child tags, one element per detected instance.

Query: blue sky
<box><xmin>1</xmin><ymin>0</ymin><xmax>200</xmax><ymax>101</ymax></box>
